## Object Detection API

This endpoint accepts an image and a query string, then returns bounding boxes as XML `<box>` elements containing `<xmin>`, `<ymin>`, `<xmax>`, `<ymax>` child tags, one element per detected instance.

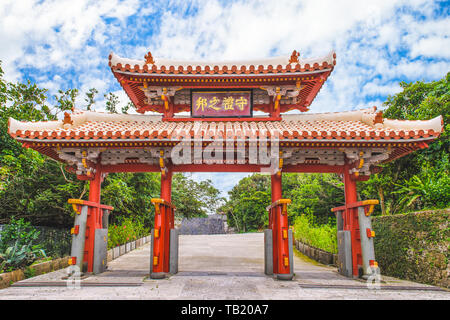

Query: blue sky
<box><xmin>1</xmin><ymin>0</ymin><xmax>449</xmax><ymax>197</ymax></box>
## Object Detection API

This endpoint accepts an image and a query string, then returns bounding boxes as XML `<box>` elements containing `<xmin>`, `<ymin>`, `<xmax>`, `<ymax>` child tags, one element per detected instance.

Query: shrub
<box><xmin>0</xmin><ymin>217</ymin><xmax>41</xmax><ymax>252</ymax></box>
<box><xmin>0</xmin><ymin>217</ymin><xmax>46</xmax><ymax>272</ymax></box>
<box><xmin>107</xmin><ymin>216</ymin><xmax>150</xmax><ymax>249</ymax></box>
<box><xmin>0</xmin><ymin>237</ymin><xmax>46</xmax><ymax>272</ymax></box>
<box><xmin>393</xmin><ymin>164</ymin><xmax>450</xmax><ymax>211</ymax></box>
<box><xmin>293</xmin><ymin>209</ymin><xmax>337</xmax><ymax>254</ymax></box>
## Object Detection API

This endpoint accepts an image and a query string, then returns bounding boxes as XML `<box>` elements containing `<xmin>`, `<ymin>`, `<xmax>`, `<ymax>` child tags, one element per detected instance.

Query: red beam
<box><xmin>174</xmin><ymin>164</ymin><xmax>263</xmax><ymax>172</ymax></box>
<box><xmin>284</xmin><ymin>164</ymin><xmax>344</xmax><ymax>173</ymax></box>
<box><xmin>68</xmin><ymin>199</ymin><xmax>114</xmax><ymax>211</ymax></box>
<box><xmin>101</xmin><ymin>163</ymin><xmax>345</xmax><ymax>174</ymax></box>
<box><xmin>102</xmin><ymin>164</ymin><xmax>160</xmax><ymax>173</ymax></box>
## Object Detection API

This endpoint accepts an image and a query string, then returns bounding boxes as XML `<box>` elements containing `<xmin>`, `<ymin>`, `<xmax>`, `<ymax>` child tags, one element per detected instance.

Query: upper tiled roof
<box><xmin>9</xmin><ymin>107</ymin><xmax>443</xmax><ymax>142</ymax></box>
<box><xmin>109</xmin><ymin>50</ymin><xmax>336</xmax><ymax>75</ymax></box>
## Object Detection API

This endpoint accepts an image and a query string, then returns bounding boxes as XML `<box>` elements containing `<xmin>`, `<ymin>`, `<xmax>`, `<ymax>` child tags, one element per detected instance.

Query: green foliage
<box><xmin>102</xmin><ymin>172</ymin><xmax>160</xmax><ymax>227</ymax></box>
<box><xmin>107</xmin><ymin>216</ymin><xmax>149</xmax><ymax>249</ymax></box>
<box><xmin>0</xmin><ymin>60</ymin><xmax>86</xmax><ymax>226</ymax></box>
<box><xmin>0</xmin><ymin>157</ymin><xmax>85</xmax><ymax>227</ymax></box>
<box><xmin>54</xmin><ymin>89</ymin><xmax>78</xmax><ymax>113</ymax></box>
<box><xmin>121</xmin><ymin>102</ymin><xmax>134</xmax><ymax>114</ymax></box>
<box><xmin>0</xmin><ymin>217</ymin><xmax>41</xmax><ymax>252</ymax></box>
<box><xmin>393</xmin><ymin>163</ymin><xmax>450</xmax><ymax>210</ymax></box>
<box><xmin>101</xmin><ymin>172</ymin><xmax>222</xmax><ymax>229</ymax></box>
<box><xmin>293</xmin><ymin>210</ymin><xmax>337</xmax><ymax>254</ymax></box>
<box><xmin>283</xmin><ymin>173</ymin><xmax>343</xmax><ymax>224</ymax></box>
<box><xmin>34</xmin><ymin>226</ymin><xmax>71</xmax><ymax>258</ymax></box>
<box><xmin>0</xmin><ymin>238</ymin><xmax>46</xmax><ymax>272</ymax></box>
<box><xmin>23</xmin><ymin>266</ymin><xmax>37</xmax><ymax>279</ymax></box>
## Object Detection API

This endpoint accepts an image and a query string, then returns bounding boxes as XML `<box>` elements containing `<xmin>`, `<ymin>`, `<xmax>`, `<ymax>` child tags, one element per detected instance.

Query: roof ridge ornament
<box><xmin>63</xmin><ymin>111</ymin><xmax>74</xmax><ymax>129</ymax></box>
<box><xmin>373</xmin><ymin>110</ymin><xmax>384</xmax><ymax>129</ymax></box>
<box><xmin>145</xmin><ymin>51</ymin><xmax>155</xmax><ymax>65</ymax></box>
<box><xmin>289</xmin><ymin>50</ymin><xmax>300</xmax><ymax>64</ymax></box>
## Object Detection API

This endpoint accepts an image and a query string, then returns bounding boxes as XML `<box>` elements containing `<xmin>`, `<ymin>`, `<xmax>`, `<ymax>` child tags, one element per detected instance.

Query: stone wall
<box><xmin>372</xmin><ymin>208</ymin><xmax>449</xmax><ymax>288</ymax></box>
<box><xmin>0</xmin><ymin>257</ymin><xmax>69</xmax><ymax>289</ymax></box>
<box><xmin>178</xmin><ymin>214</ymin><xmax>228</xmax><ymax>235</ymax></box>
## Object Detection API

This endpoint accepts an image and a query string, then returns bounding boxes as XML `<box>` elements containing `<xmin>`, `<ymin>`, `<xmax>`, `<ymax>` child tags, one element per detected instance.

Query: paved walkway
<box><xmin>0</xmin><ymin>233</ymin><xmax>448</xmax><ymax>300</ymax></box>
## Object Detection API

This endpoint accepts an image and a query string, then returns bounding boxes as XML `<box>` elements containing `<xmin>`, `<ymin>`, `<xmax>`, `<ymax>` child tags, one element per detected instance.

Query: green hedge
<box><xmin>372</xmin><ymin>209</ymin><xmax>449</xmax><ymax>288</ymax></box>
<box><xmin>293</xmin><ymin>213</ymin><xmax>337</xmax><ymax>254</ymax></box>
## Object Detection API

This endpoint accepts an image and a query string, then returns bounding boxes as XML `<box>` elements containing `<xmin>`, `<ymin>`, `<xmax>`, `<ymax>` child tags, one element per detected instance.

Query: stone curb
<box><xmin>0</xmin><ymin>257</ymin><xmax>70</xmax><ymax>290</ymax></box>
<box><xmin>295</xmin><ymin>240</ymin><xmax>338</xmax><ymax>266</ymax></box>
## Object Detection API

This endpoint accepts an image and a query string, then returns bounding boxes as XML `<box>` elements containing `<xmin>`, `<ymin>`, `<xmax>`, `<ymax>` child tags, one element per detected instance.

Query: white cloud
<box><xmin>410</xmin><ymin>36</ymin><xmax>450</xmax><ymax>59</ymax></box>
<box><xmin>0</xmin><ymin>0</ymin><xmax>141</xmax><ymax>81</ymax></box>
<box><xmin>362</xmin><ymin>82</ymin><xmax>402</xmax><ymax>97</ymax></box>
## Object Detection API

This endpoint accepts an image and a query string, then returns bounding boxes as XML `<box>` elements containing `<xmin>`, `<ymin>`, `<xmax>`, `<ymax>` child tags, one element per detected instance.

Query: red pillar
<box><xmin>271</xmin><ymin>173</ymin><xmax>282</xmax><ymax>202</ymax></box>
<box><xmin>84</xmin><ymin>165</ymin><xmax>102</xmax><ymax>273</ymax></box>
<box><xmin>343</xmin><ymin>162</ymin><xmax>362</xmax><ymax>277</ymax></box>
<box><xmin>270</xmin><ymin>173</ymin><xmax>290</xmax><ymax>275</ymax></box>
<box><xmin>153</xmin><ymin>168</ymin><xmax>173</xmax><ymax>274</ymax></box>
<box><xmin>160</xmin><ymin>169</ymin><xmax>173</xmax><ymax>202</ymax></box>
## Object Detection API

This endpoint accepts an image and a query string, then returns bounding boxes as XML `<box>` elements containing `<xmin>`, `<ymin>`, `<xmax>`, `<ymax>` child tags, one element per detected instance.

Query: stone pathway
<box><xmin>0</xmin><ymin>233</ymin><xmax>448</xmax><ymax>300</ymax></box>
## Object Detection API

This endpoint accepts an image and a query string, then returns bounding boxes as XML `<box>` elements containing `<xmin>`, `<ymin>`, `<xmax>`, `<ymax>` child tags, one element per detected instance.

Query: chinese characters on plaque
<box><xmin>191</xmin><ymin>91</ymin><xmax>252</xmax><ymax>117</ymax></box>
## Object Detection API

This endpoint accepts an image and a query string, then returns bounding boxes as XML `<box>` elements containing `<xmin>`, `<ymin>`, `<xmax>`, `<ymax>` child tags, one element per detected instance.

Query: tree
<box><xmin>0</xmin><ymin>60</ymin><xmax>86</xmax><ymax>226</ymax></box>
<box><xmin>85</xmin><ymin>88</ymin><xmax>98</xmax><ymax>111</ymax></box>
<box><xmin>121</xmin><ymin>102</ymin><xmax>134</xmax><ymax>114</ymax></box>
<box><xmin>283</xmin><ymin>173</ymin><xmax>344</xmax><ymax>224</ymax></box>
<box><xmin>54</xmin><ymin>89</ymin><xmax>78</xmax><ymax>114</ymax></box>
<box><xmin>221</xmin><ymin>172</ymin><xmax>345</xmax><ymax>232</ymax></box>
<box><xmin>220</xmin><ymin>174</ymin><xmax>271</xmax><ymax>232</ymax></box>
<box><xmin>101</xmin><ymin>172</ymin><xmax>160</xmax><ymax>227</ymax></box>
<box><xmin>360</xmin><ymin>73</ymin><xmax>449</xmax><ymax>214</ymax></box>
<box><xmin>171</xmin><ymin>173</ymin><xmax>223</xmax><ymax>219</ymax></box>
<box><xmin>104</xmin><ymin>92</ymin><xmax>119</xmax><ymax>114</ymax></box>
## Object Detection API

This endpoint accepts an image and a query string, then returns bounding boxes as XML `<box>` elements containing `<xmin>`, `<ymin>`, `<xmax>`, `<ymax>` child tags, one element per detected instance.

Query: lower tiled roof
<box><xmin>8</xmin><ymin>107</ymin><xmax>442</xmax><ymax>142</ymax></box>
